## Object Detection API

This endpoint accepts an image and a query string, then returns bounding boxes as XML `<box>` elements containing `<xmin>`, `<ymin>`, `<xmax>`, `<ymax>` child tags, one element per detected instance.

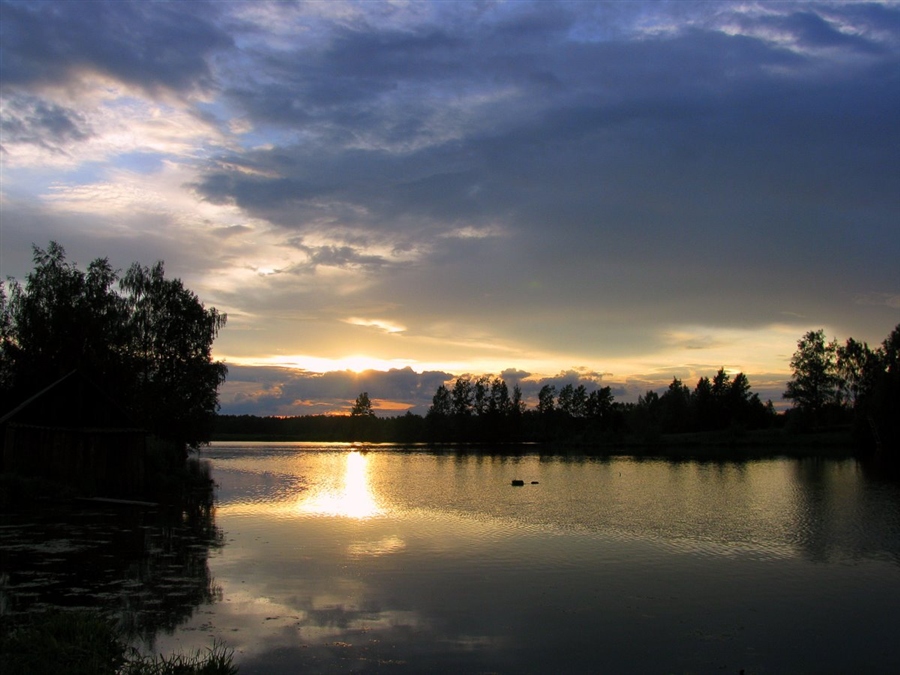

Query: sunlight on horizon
<box><xmin>216</xmin><ymin>322</ymin><xmax>806</xmax><ymax>382</ymax></box>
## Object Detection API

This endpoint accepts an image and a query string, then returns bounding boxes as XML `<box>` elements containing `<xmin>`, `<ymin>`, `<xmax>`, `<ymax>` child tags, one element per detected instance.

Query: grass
<box><xmin>0</xmin><ymin>610</ymin><xmax>237</xmax><ymax>675</ymax></box>
<box><xmin>122</xmin><ymin>641</ymin><xmax>237</xmax><ymax>675</ymax></box>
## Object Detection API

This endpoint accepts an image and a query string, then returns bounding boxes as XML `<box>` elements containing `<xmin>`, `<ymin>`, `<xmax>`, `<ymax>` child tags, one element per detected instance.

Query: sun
<box><xmin>337</xmin><ymin>355</ymin><xmax>392</xmax><ymax>373</ymax></box>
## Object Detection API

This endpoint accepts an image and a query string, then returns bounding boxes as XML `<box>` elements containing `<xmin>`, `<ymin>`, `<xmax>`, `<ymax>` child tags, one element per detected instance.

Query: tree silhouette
<box><xmin>0</xmin><ymin>243</ymin><xmax>227</xmax><ymax>450</ymax></box>
<box><xmin>350</xmin><ymin>392</ymin><xmax>375</xmax><ymax>417</ymax></box>
<box><xmin>784</xmin><ymin>329</ymin><xmax>842</xmax><ymax>425</ymax></box>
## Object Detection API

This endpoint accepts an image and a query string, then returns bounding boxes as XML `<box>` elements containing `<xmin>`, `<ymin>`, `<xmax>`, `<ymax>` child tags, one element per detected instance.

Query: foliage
<box><xmin>0</xmin><ymin>243</ymin><xmax>227</xmax><ymax>449</ymax></box>
<box><xmin>0</xmin><ymin>610</ymin><xmax>125</xmax><ymax>675</ymax></box>
<box><xmin>845</xmin><ymin>324</ymin><xmax>900</xmax><ymax>456</ymax></box>
<box><xmin>120</xmin><ymin>261</ymin><xmax>228</xmax><ymax>448</ymax></box>
<box><xmin>782</xmin><ymin>324</ymin><xmax>900</xmax><ymax>458</ymax></box>
<box><xmin>783</xmin><ymin>329</ymin><xmax>843</xmax><ymax>424</ymax></box>
<box><xmin>350</xmin><ymin>391</ymin><xmax>375</xmax><ymax>417</ymax></box>
<box><xmin>214</xmin><ymin>411</ymin><xmax>426</xmax><ymax>444</ymax></box>
<box><xmin>0</xmin><ymin>610</ymin><xmax>236</xmax><ymax>675</ymax></box>
<box><xmin>427</xmin><ymin>375</ymin><xmax>612</xmax><ymax>443</ymax></box>
<box><xmin>217</xmin><ymin>369</ymin><xmax>772</xmax><ymax>445</ymax></box>
<box><xmin>634</xmin><ymin>369</ymin><xmax>774</xmax><ymax>438</ymax></box>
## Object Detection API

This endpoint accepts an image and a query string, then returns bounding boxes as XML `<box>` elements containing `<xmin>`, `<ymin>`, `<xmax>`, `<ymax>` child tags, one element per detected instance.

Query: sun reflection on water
<box><xmin>298</xmin><ymin>451</ymin><xmax>383</xmax><ymax>518</ymax></box>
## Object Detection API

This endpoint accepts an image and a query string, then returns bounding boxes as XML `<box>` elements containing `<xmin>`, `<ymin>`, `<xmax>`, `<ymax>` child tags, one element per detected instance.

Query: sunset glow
<box><xmin>2</xmin><ymin>1</ymin><xmax>897</xmax><ymax>416</ymax></box>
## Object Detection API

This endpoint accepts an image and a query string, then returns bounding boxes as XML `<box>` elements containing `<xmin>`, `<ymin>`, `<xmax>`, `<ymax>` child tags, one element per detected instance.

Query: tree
<box><xmin>836</xmin><ymin>337</ymin><xmax>874</xmax><ymax>407</ymax></box>
<box><xmin>659</xmin><ymin>378</ymin><xmax>691</xmax><ymax>433</ymax></box>
<box><xmin>429</xmin><ymin>384</ymin><xmax>451</xmax><ymax>417</ymax></box>
<box><xmin>451</xmin><ymin>376</ymin><xmax>473</xmax><ymax>417</ymax></box>
<box><xmin>0</xmin><ymin>243</ymin><xmax>227</xmax><ymax>449</ymax></box>
<box><xmin>473</xmin><ymin>376</ymin><xmax>490</xmax><ymax>416</ymax></box>
<box><xmin>632</xmin><ymin>390</ymin><xmax>662</xmax><ymax>439</ymax></box>
<box><xmin>488</xmin><ymin>377</ymin><xmax>511</xmax><ymax>416</ymax></box>
<box><xmin>426</xmin><ymin>384</ymin><xmax>453</xmax><ymax>441</ymax></box>
<box><xmin>119</xmin><ymin>261</ymin><xmax>227</xmax><ymax>448</ymax></box>
<box><xmin>586</xmin><ymin>386</ymin><xmax>614</xmax><ymax>424</ymax></box>
<box><xmin>692</xmin><ymin>376</ymin><xmax>715</xmax><ymax>431</ymax></box>
<box><xmin>511</xmin><ymin>384</ymin><xmax>525</xmax><ymax>416</ymax></box>
<box><xmin>784</xmin><ymin>329</ymin><xmax>842</xmax><ymax>423</ymax></box>
<box><xmin>1</xmin><ymin>243</ymin><xmax>129</xmax><ymax>398</ymax></box>
<box><xmin>537</xmin><ymin>385</ymin><xmax>556</xmax><ymax>415</ymax></box>
<box><xmin>557</xmin><ymin>384</ymin><xmax>575</xmax><ymax>416</ymax></box>
<box><xmin>849</xmin><ymin>324</ymin><xmax>900</xmax><ymax>456</ymax></box>
<box><xmin>350</xmin><ymin>392</ymin><xmax>375</xmax><ymax>417</ymax></box>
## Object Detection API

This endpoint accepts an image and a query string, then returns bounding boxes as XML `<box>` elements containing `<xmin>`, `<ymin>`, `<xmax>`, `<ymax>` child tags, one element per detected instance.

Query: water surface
<box><xmin>153</xmin><ymin>444</ymin><xmax>900</xmax><ymax>674</ymax></box>
<box><xmin>4</xmin><ymin>443</ymin><xmax>900</xmax><ymax>673</ymax></box>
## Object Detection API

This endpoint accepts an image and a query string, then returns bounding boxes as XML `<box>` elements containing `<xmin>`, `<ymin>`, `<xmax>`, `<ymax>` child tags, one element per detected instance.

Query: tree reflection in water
<box><xmin>0</xmin><ymin>460</ymin><xmax>223</xmax><ymax>648</ymax></box>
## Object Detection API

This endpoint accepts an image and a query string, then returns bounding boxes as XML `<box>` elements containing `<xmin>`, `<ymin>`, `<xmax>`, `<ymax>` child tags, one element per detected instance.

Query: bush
<box><xmin>0</xmin><ymin>611</ymin><xmax>236</xmax><ymax>675</ymax></box>
<box><xmin>0</xmin><ymin>611</ymin><xmax>125</xmax><ymax>675</ymax></box>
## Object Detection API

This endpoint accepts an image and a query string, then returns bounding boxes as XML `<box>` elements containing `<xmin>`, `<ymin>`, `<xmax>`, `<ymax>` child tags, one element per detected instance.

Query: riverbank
<box><xmin>0</xmin><ymin>610</ymin><xmax>236</xmax><ymax>675</ymax></box>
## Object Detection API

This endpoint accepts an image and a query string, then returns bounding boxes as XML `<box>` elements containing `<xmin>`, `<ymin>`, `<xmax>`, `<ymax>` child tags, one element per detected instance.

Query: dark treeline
<box><xmin>216</xmin><ymin>323</ymin><xmax>900</xmax><ymax>461</ymax></box>
<box><xmin>214</xmin><ymin>411</ymin><xmax>427</xmax><ymax>444</ymax></box>
<box><xmin>628</xmin><ymin>369</ymin><xmax>776</xmax><ymax>440</ymax></box>
<box><xmin>215</xmin><ymin>369</ymin><xmax>777</xmax><ymax>446</ymax></box>
<box><xmin>413</xmin><ymin>368</ymin><xmax>774</xmax><ymax>443</ymax></box>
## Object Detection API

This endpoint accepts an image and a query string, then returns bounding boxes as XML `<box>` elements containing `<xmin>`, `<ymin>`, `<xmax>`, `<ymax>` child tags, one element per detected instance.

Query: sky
<box><xmin>1</xmin><ymin>1</ymin><xmax>898</xmax><ymax>417</ymax></box>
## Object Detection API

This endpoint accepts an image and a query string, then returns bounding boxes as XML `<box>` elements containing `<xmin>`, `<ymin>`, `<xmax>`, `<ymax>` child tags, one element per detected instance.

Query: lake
<box><xmin>4</xmin><ymin>442</ymin><xmax>900</xmax><ymax>673</ymax></box>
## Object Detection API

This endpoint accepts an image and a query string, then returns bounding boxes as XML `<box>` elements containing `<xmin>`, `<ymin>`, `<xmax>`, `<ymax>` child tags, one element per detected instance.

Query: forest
<box><xmin>216</xmin><ymin>322</ymin><xmax>899</xmax><ymax>459</ymax></box>
<box><xmin>214</xmin><ymin>370</ymin><xmax>775</xmax><ymax>446</ymax></box>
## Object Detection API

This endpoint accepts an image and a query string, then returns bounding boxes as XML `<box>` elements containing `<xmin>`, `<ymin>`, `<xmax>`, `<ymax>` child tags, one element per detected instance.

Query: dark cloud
<box><xmin>220</xmin><ymin>365</ymin><xmax>452</xmax><ymax>416</ymax></box>
<box><xmin>222</xmin><ymin>362</ymin><xmax>644</xmax><ymax>416</ymax></box>
<box><xmin>287</xmin><ymin>240</ymin><xmax>390</xmax><ymax>273</ymax></box>
<box><xmin>186</xmin><ymin>3</ymin><xmax>899</xmax><ymax>339</ymax></box>
<box><xmin>3</xmin><ymin>2</ymin><xmax>898</xmax><ymax>417</ymax></box>
<box><xmin>0</xmin><ymin>93</ymin><xmax>92</xmax><ymax>152</ymax></box>
<box><xmin>0</xmin><ymin>0</ymin><xmax>231</xmax><ymax>94</ymax></box>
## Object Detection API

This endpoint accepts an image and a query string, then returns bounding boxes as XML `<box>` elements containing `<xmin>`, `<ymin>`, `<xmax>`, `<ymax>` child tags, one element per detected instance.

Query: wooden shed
<box><xmin>0</xmin><ymin>371</ymin><xmax>148</xmax><ymax>498</ymax></box>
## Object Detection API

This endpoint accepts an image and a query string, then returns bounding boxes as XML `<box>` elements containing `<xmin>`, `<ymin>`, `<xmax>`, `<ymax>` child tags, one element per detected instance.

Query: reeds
<box><xmin>122</xmin><ymin>641</ymin><xmax>237</xmax><ymax>675</ymax></box>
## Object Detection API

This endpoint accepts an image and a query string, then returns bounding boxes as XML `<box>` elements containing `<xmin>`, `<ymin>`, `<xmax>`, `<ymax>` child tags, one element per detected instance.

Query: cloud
<box><xmin>289</xmin><ymin>240</ymin><xmax>392</xmax><ymax>273</ymax></box>
<box><xmin>219</xmin><ymin>365</ymin><xmax>453</xmax><ymax>416</ymax></box>
<box><xmin>217</xmin><ymin>362</ymin><xmax>668</xmax><ymax>416</ymax></box>
<box><xmin>2</xmin><ymin>1</ymin><xmax>898</xmax><ymax>416</ymax></box>
<box><xmin>344</xmin><ymin>317</ymin><xmax>406</xmax><ymax>334</ymax></box>
<box><xmin>0</xmin><ymin>1</ymin><xmax>230</xmax><ymax>94</ymax></box>
<box><xmin>0</xmin><ymin>93</ymin><xmax>93</xmax><ymax>153</ymax></box>
<box><xmin>184</xmin><ymin>6</ymin><xmax>898</xmax><ymax>336</ymax></box>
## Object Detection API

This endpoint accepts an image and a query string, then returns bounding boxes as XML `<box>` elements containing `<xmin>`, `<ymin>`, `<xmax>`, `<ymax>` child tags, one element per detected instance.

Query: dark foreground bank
<box><xmin>0</xmin><ymin>610</ymin><xmax>236</xmax><ymax>675</ymax></box>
